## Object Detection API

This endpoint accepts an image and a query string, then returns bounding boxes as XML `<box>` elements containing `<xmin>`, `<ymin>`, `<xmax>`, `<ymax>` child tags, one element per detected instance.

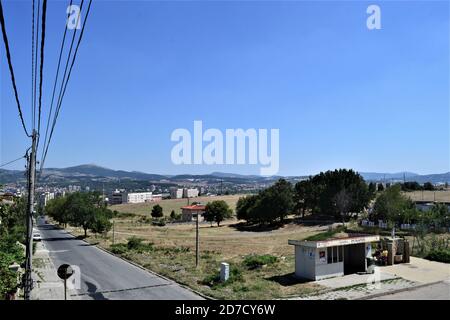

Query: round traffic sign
<box><xmin>57</xmin><ymin>264</ymin><xmax>74</xmax><ymax>280</ymax></box>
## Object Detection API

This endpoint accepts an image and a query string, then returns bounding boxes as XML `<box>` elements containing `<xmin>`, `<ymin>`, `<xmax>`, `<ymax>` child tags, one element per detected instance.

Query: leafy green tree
<box><xmin>204</xmin><ymin>200</ymin><xmax>232</xmax><ymax>227</ymax></box>
<box><xmin>294</xmin><ymin>180</ymin><xmax>316</xmax><ymax>218</ymax></box>
<box><xmin>429</xmin><ymin>203</ymin><xmax>449</xmax><ymax>230</ymax></box>
<box><xmin>334</xmin><ymin>188</ymin><xmax>351</xmax><ymax>225</ymax></box>
<box><xmin>236</xmin><ymin>195</ymin><xmax>258</xmax><ymax>221</ymax></box>
<box><xmin>368</xmin><ymin>182</ymin><xmax>377</xmax><ymax>196</ymax></box>
<box><xmin>248</xmin><ymin>179</ymin><xmax>294</xmax><ymax>224</ymax></box>
<box><xmin>372</xmin><ymin>185</ymin><xmax>416</xmax><ymax>226</ymax></box>
<box><xmin>170</xmin><ymin>210</ymin><xmax>176</xmax><ymax>220</ymax></box>
<box><xmin>90</xmin><ymin>208</ymin><xmax>113</xmax><ymax>235</ymax></box>
<box><xmin>45</xmin><ymin>196</ymin><xmax>71</xmax><ymax>227</ymax></box>
<box><xmin>151</xmin><ymin>204</ymin><xmax>163</xmax><ymax>218</ymax></box>
<box><xmin>377</xmin><ymin>183</ymin><xmax>385</xmax><ymax>192</ymax></box>
<box><xmin>423</xmin><ymin>182</ymin><xmax>435</xmax><ymax>191</ymax></box>
<box><xmin>308</xmin><ymin>169</ymin><xmax>370</xmax><ymax>220</ymax></box>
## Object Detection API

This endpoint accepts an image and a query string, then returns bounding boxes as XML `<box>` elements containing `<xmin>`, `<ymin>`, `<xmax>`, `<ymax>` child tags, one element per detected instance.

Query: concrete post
<box><xmin>220</xmin><ymin>262</ymin><xmax>229</xmax><ymax>282</ymax></box>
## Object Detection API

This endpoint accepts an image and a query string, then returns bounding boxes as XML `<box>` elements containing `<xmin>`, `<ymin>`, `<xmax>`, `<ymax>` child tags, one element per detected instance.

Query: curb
<box><xmin>357</xmin><ymin>280</ymin><xmax>445</xmax><ymax>300</ymax></box>
<box><xmin>64</xmin><ymin>227</ymin><xmax>213</xmax><ymax>300</ymax></box>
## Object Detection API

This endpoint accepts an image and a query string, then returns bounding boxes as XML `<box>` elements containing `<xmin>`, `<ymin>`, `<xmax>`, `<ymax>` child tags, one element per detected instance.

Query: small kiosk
<box><xmin>288</xmin><ymin>234</ymin><xmax>380</xmax><ymax>281</ymax></box>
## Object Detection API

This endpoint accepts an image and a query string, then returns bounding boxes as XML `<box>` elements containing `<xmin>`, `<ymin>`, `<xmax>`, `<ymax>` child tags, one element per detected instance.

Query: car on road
<box><xmin>32</xmin><ymin>232</ymin><xmax>42</xmax><ymax>241</ymax></box>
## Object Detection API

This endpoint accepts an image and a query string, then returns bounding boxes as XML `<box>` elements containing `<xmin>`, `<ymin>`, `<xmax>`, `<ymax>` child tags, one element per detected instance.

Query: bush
<box><xmin>425</xmin><ymin>249</ymin><xmax>450</xmax><ymax>263</ymax></box>
<box><xmin>127</xmin><ymin>237</ymin><xmax>144</xmax><ymax>250</ymax></box>
<box><xmin>242</xmin><ymin>254</ymin><xmax>278</xmax><ymax>269</ymax></box>
<box><xmin>152</xmin><ymin>218</ymin><xmax>166</xmax><ymax>226</ymax></box>
<box><xmin>110</xmin><ymin>243</ymin><xmax>128</xmax><ymax>255</ymax></box>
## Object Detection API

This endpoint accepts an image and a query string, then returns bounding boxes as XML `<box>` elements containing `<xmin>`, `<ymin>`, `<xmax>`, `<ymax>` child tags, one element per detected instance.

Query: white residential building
<box><xmin>122</xmin><ymin>192</ymin><xmax>153</xmax><ymax>204</ymax></box>
<box><xmin>183</xmin><ymin>188</ymin><xmax>199</xmax><ymax>198</ymax></box>
<box><xmin>170</xmin><ymin>187</ymin><xmax>183</xmax><ymax>199</ymax></box>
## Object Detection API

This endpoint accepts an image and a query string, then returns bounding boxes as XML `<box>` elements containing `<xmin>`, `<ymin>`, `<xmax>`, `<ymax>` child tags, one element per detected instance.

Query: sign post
<box><xmin>57</xmin><ymin>264</ymin><xmax>74</xmax><ymax>300</ymax></box>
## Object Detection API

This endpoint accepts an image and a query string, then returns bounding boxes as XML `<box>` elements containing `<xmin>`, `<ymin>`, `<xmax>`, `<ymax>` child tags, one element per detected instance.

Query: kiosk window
<box><xmin>332</xmin><ymin>246</ymin><xmax>338</xmax><ymax>263</ymax></box>
<box><xmin>327</xmin><ymin>247</ymin><xmax>332</xmax><ymax>264</ymax></box>
<box><xmin>338</xmin><ymin>246</ymin><xmax>343</xmax><ymax>262</ymax></box>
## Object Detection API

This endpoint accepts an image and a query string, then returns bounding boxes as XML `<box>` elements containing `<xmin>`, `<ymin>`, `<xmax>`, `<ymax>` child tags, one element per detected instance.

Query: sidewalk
<box><xmin>31</xmin><ymin>241</ymin><xmax>67</xmax><ymax>300</ymax></box>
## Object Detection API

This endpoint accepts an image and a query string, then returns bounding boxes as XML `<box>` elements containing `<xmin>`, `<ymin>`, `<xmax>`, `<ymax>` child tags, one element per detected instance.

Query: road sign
<box><xmin>57</xmin><ymin>264</ymin><xmax>74</xmax><ymax>300</ymax></box>
<box><xmin>57</xmin><ymin>264</ymin><xmax>74</xmax><ymax>280</ymax></box>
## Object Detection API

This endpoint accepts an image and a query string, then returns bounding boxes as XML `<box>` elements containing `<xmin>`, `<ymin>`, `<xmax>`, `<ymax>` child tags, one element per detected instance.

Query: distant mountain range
<box><xmin>0</xmin><ymin>164</ymin><xmax>449</xmax><ymax>185</ymax></box>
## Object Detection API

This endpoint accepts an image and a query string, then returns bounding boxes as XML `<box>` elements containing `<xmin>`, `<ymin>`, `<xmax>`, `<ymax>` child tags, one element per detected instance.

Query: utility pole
<box><xmin>195</xmin><ymin>210</ymin><xmax>199</xmax><ymax>268</ymax></box>
<box><xmin>112</xmin><ymin>220</ymin><xmax>115</xmax><ymax>245</ymax></box>
<box><xmin>24</xmin><ymin>130</ymin><xmax>37</xmax><ymax>300</ymax></box>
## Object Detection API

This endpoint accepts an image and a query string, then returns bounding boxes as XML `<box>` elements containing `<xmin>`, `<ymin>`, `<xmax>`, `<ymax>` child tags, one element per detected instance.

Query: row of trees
<box><xmin>400</xmin><ymin>181</ymin><xmax>435</xmax><ymax>191</ymax></box>
<box><xmin>45</xmin><ymin>192</ymin><xmax>113</xmax><ymax>237</ymax></box>
<box><xmin>236</xmin><ymin>169</ymin><xmax>373</xmax><ymax>225</ymax></box>
<box><xmin>371</xmin><ymin>185</ymin><xmax>449</xmax><ymax>230</ymax></box>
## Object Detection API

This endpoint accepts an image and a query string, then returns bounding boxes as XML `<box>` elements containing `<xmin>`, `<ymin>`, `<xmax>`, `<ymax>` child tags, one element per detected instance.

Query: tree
<box><xmin>151</xmin><ymin>204</ymin><xmax>163</xmax><ymax>218</ymax></box>
<box><xmin>204</xmin><ymin>200</ymin><xmax>232</xmax><ymax>227</ymax></box>
<box><xmin>247</xmin><ymin>179</ymin><xmax>294</xmax><ymax>224</ymax></box>
<box><xmin>90</xmin><ymin>208</ymin><xmax>113</xmax><ymax>236</ymax></box>
<box><xmin>294</xmin><ymin>180</ymin><xmax>315</xmax><ymax>218</ymax></box>
<box><xmin>170</xmin><ymin>210</ymin><xmax>176</xmax><ymax>220</ymax></box>
<box><xmin>236</xmin><ymin>195</ymin><xmax>258</xmax><ymax>221</ymax></box>
<box><xmin>372</xmin><ymin>185</ymin><xmax>416</xmax><ymax>226</ymax></box>
<box><xmin>423</xmin><ymin>182</ymin><xmax>435</xmax><ymax>191</ymax></box>
<box><xmin>46</xmin><ymin>192</ymin><xmax>113</xmax><ymax>237</ymax></box>
<box><xmin>306</xmin><ymin>169</ymin><xmax>370</xmax><ymax>220</ymax></box>
<box><xmin>66</xmin><ymin>193</ymin><xmax>96</xmax><ymax>237</ymax></box>
<box><xmin>377</xmin><ymin>183</ymin><xmax>385</xmax><ymax>192</ymax></box>
<box><xmin>368</xmin><ymin>182</ymin><xmax>377</xmax><ymax>196</ymax></box>
<box><xmin>334</xmin><ymin>188</ymin><xmax>351</xmax><ymax>225</ymax></box>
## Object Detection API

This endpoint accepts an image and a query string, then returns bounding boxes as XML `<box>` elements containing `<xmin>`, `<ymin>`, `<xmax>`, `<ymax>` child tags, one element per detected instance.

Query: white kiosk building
<box><xmin>288</xmin><ymin>234</ymin><xmax>379</xmax><ymax>281</ymax></box>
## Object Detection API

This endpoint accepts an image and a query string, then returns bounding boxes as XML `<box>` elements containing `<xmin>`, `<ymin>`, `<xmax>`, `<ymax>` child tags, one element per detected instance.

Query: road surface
<box><xmin>36</xmin><ymin>217</ymin><xmax>202</xmax><ymax>300</ymax></box>
<box><xmin>370</xmin><ymin>281</ymin><xmax>450</xmax><ymax>300</ymax></box>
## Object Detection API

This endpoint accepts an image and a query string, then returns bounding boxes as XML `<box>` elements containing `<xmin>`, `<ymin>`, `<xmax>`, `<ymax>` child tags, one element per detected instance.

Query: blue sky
<box><xmin>1</xmin><ymin>0</ymin><xmax>449</xmax><ymax>176</ymax></box>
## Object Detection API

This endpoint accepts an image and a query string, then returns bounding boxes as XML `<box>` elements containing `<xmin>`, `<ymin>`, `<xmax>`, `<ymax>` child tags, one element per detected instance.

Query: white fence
<box><xmin>361</xmin><ymin>219</ymin><xmax>417</xmax><ymax>230</ymax></box>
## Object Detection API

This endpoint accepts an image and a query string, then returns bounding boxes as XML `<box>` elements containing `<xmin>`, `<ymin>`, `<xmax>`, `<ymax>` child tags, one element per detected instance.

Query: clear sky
<box><xmin>1</xmin><ymin>0</ymin><xmax>449</xmax><ymax>176</ymax></box>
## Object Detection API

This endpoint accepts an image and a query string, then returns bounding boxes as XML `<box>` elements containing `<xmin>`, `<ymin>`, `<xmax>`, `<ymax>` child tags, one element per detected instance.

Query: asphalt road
<box><xmin>370</xmin><ymin>281</ymin><xmax>450</xmax><ymax>300</ymax></box>
<box><xmin>36</xmin><ymin>217</ymin><xmax>202</xmax><ymax>300</ymax></box>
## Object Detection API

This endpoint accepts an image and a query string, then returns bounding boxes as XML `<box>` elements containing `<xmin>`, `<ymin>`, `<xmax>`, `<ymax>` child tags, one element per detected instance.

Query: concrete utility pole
<box><xmin>24</xmin><ymin>130</ymin><xmax>37</xmax><ymax>300</ymax></box>
<box><xmin>195</xmin><ymin>211</ymin><xmax>199</xmax><ymax>268</ymax></box>
<box><xmin>112</xmin><ymin>220</ymin><xmax>115</xmax><ymax>245</ymax></box>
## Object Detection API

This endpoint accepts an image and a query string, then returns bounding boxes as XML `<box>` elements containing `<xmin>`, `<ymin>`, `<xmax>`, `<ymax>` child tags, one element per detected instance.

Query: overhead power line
<box><xmin>41</xmin><ymin>0</ymin><xmax>73</xmax><ymax>162</ymax></box>
<box><xmin>40</xmin><ymin>0</ymin><xmax>92</xmax><ymax>172</ymax></box>
<box><xmin>31</xmin><ymin>0</ymin><xmax>36</xmax><ymax>130</ymax></box>
<box><xmin>33</xmin><ymin>0</ymin><xmax>41</xmax><ymax>131</ymax></box>
<box><xmin>36</xmin><ymin>0</ymin><xmax>47</xmax><ymax>142</ymax></box>
<box><xmin>0</xmin><ymin>154</ymin><xmax>27</xmax><ymax>168</ymax></box>
<box><xmin>0</xmin><ymin>0</ymin><xmax>31</xmax><ymax>137</ymax></box>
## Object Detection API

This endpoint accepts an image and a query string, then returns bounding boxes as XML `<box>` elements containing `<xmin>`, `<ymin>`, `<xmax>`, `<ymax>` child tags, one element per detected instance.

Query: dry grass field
<box><xmin>69</xmin><ymin>210</ymin><xmax>332</xmax><ymax>299</ymax></box>
<box><xmin>405</xmin><ymin>190</ymin><xmax>450</xmax><ymax>202</ymax></box>
<box><xmin>111</xmin><ymin>194</ymin><xmax>242</xmax><ymax>216</ymax></box>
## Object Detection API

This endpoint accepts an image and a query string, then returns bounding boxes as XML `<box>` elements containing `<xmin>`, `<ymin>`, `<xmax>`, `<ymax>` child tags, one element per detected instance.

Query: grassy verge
<box><xmin>108</xmin><ymin>237</ymin><xmax>323</xmax><ymax>299</ymax></box>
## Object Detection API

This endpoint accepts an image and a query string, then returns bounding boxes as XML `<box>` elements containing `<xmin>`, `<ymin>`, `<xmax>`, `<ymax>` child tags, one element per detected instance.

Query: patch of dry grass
<box><xmin>405</xmin><ymin>190</ymin><xmax>450</xmax><ymax>202</ymax></box>
<box><xmin>69</xmin><ymin>215</ymin><xmax>330</xmax><ymax>299</ymax></box>
<box><xmin>110</xmin><ymin>194</ymin><xmax>242</xmax><ymax>216</ymax></box>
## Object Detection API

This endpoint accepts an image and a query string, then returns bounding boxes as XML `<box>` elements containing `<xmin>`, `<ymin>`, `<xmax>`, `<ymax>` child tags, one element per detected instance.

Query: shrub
<box><xmin>127</xmin><ymin>237</ymin><xmax>144</xmax><ymax>250</ymax></box>
<box><xmin>152</xmin><ymin>218</ymin><xmax>166</xmax><ymax>226</ymax></box>
<box><xmin>425</xmin><ymin>249</ymin><xmax>450</xmax><ymax>263</ymax></box>
<box><xmin>110</xmin><ymin>243</ymin><xmax>128</xmax><ymax>255</ymax></box>
<box><xmin>242</xmin><ymin>254</ymin><xmax>278</xmax><ymax>269</ymax></box>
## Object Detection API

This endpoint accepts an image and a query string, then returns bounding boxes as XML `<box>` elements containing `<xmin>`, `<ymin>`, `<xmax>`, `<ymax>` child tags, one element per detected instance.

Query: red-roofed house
<box><xmin>181</xmin><ymin>204</ymin><xmax>206</xmax><ymax>222</ymax></box>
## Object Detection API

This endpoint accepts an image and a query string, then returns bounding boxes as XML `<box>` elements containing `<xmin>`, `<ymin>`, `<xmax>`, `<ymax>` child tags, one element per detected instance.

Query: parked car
<box><xmin>32</xmin><ymin>233</ymin><xmax>42</xmax><ymax>241</ymax></box>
